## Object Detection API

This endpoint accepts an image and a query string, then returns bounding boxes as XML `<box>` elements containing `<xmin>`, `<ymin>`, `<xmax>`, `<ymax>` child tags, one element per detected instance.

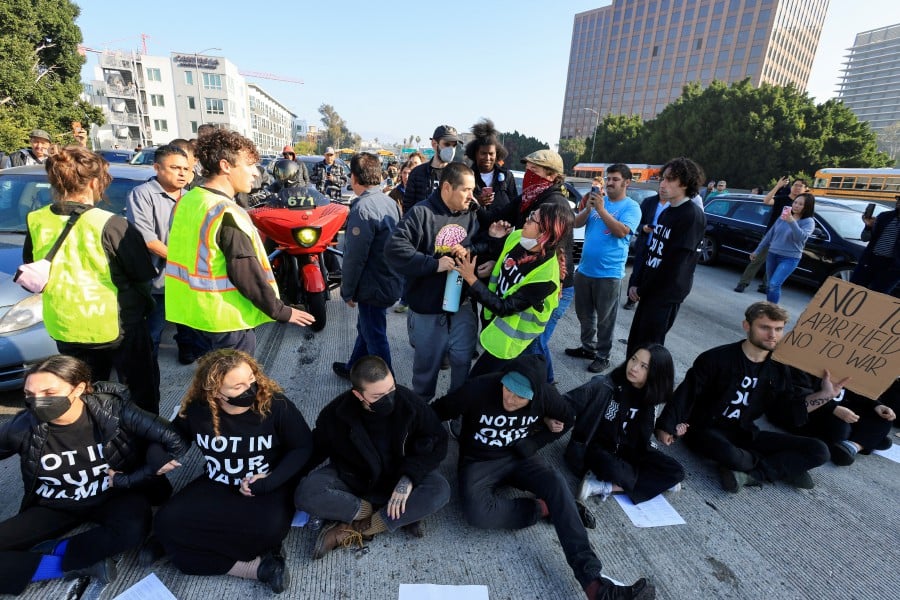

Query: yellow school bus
<box><xmin>812</xmin><ymin>168</ymin><xmax>900</xmax><ymax>203</ymax></box>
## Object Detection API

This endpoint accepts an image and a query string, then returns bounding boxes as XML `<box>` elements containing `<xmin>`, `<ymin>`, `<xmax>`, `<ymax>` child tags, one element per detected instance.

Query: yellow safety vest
<box><xmin>27</xmin><ymin>206</ymin><xmax>120</xmax><ymax>343</ymax></box>
<box><xmin>165</xmin><ymin>187</ymin><xmax>278</xmax><ymax>332</ymax></box>
<box><xmin>480</xmin><ymin>230</ymin><xmax>560</xmax><ymax>359</ymax></box>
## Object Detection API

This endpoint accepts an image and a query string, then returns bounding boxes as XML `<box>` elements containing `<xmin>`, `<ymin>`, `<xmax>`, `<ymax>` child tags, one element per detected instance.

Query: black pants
<box><xmin>468</xmin><ymin>350</ymin><xmax>511</xmax><ymax>379</ymax></box>
<box><xmin>850</xmin><ymin>255</ymin><xmax>900</xmax><ymax>294</ymax></box>
<box><xmin>0</xmin><ymin>490</ymin><xmax>152</xmax><ymax>595</ymax></box>
<box><xmin>56</xmin><ymin>320</ymin><xmax>158</xmax><ymax>414</ymax></box>
<box><xmin>626</xmin><ymin>298</ymin><xmax>681</xmax><ymax>357</ymax></box>
<box><xmin>585</xmin><ymin>446</ymin><xmax>685</xmax><ymax>504</ymax></box>
<box><xmin>685</xmin><ymin>427</ymin><xmax>828</xmax><ymax>482</ymax></box>
<box><xmin>797</xmin><ymin>403</ymin><xmax>892</xmax><ymax>451</ymax></box>
<box><xmin>154</xmin><ymin>476</ymin><xmax>294</xmax><ymax>575</ymax></box>
<box><xmin>459</xmin><ymin>454</ymin><xmax>603</xmax><ymax>588</ymax></box>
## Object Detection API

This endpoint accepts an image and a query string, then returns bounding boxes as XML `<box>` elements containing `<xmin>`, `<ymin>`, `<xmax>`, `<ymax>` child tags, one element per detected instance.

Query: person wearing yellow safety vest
<box><xmin>452</xmin><ymin>202</ymin><xmax>574</xmax><ymax>379</ymax></box>
<box><xmin>23</xmin><ymin>146</ymin><xmax>159</xmax><ymax>413</ymax></box>
<box><xmin>165</xmin><ymin>129</ymin><xmax>315</xmax><ymax>356</ymax></box>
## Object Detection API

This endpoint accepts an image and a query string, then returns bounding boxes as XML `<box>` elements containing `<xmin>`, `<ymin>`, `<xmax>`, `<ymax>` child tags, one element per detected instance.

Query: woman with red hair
<box><xmin>454</xmin><ymin>201</ymin><xmax>574</xmax><ymax>377</ymax></box>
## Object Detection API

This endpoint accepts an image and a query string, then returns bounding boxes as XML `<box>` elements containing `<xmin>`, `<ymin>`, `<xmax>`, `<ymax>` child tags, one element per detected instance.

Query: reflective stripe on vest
<box><xmin>28</xmin><ymin>206</ymin><xmax>121</xmax><ymax>343</ymax></box>
<box><xmin>165</xmin><ymin>187</ymin><xmax>277</xmax><ymax>332</ymax></box>
<box><xmin>480</xmin><ymin>230</ymin><xmax>559</xmax><ymax>359</ymax></box>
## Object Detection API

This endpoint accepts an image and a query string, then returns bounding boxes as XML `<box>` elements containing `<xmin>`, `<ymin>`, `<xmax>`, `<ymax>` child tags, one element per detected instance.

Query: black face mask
<box><xmin>366</xmin><ymin>391</ymin><xmax>395</xmax><ymax>416</ymax></box>
<box><xmin>222</xmin><ymin>382</ymin><xmax>258</xmax><ymax>408</ymax></box>
<box><xmin>27</xmin><ymin>395</ymin><xmax>72</xmax><ymax>423</ymax></box>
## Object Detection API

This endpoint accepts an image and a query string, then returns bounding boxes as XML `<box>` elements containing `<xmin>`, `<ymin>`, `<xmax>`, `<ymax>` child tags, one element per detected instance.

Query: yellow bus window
<box><xmin>869</xmin><ymin>177</ymin><xmax>884</xmax><ymax>191</ymax></box>
<box><xmin>840</xmin><ymin>177</ymin><xmax>855</xmax><ymax>189</ymax></box>
<box><xmin>854</xmin><ymin>177</ymin><xmax>868</xmax><ymax>190</ymax></box>
<box><xmin>828</xmin><ymin>177</ymin><xmax>842</xmax><ymax>188</ymax></box>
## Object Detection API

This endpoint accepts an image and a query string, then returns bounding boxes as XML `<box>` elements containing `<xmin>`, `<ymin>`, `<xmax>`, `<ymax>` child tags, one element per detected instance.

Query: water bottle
<box><xmin>442</xmin><ymin>270</ymin><xmax>463</xmax><ymax>312</ymax></box>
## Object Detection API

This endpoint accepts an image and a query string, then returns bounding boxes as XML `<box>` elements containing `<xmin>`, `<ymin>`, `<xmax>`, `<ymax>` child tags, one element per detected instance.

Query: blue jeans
<box><xmin>346</xmin><ymin>302</ymin><xmax>391</xmax><ymax>370</ymax></box>
<box><xmin>765</xmin><ymin>253</ymin><xmax>800</xmax><ymax>303</ymax></box>
<box><xmin>524</xmin><ymin>286</ymin><xmax>574</xmax><ymax>383</ymax></box>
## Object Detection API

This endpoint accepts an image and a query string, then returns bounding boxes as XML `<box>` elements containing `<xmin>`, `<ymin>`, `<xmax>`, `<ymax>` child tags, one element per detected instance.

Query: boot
<box><xmin>257</xmin><ymin>553</ymin><xmax>289</xmax><ymax>594</ymax></box>
<box><xmin>313</xmin><ymin>521</ymin><xmax>366</xmax><ymax>559</ymax></box>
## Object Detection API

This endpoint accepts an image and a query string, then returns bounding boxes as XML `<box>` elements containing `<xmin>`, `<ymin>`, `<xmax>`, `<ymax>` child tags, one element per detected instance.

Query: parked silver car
<box><xmin>0</xmin><ymin>163</ymin><xmax>155</xmax><ymax>390</ymax></box>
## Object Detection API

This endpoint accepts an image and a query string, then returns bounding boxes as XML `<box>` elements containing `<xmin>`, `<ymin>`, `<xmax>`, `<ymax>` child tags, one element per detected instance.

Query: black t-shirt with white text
<box><xmin>639</xmin><ymin>200</ymin><xmax>706</xmax><ymax>302</ymax></box>
<box><xmin>496</xmin><ymin>243</ymin><xmax>547</xmax><ymax>296</ymax></box>
<box><xmin>715</xmin><ymin>354</ymin><xmax>766</xmax><ymax>429</ymax></box>
<box><xmin>35</xmin><ymin>408</ymin><xmax>110</xmax><ymax>508</ymax></box>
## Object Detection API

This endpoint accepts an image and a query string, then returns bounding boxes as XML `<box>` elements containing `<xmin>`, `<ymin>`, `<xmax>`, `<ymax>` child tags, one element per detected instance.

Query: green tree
<box><xmin>0</xmin><ymin>0</ymin><xmax>103</xmax><ymax>152</ymax></box>
<box><xmin>293</xmin><ymin>140</ymin><xmax>317</xmax><ymax>156</ymax></box>
<box><xmin>640</xmin><ymin>79</ymin><xmax>890</xmax><ymax>187</ymax></box>
<box><xmin>558</xmin><ymin>137</ymin><xmax>585</xmax><ymax>174</ymax></box>
<box><xmin>585</xmin><ymin>114</ymin><xmax>646</xmax><ymax>163</ymax></box>
<box><xmin>501</xmin><ymin>131</ymin><xmax>549</xmax><ymax>171</ymax></box>
<box><xmin>317</xmin><ymin>103</ymin><xmax>360</xmax><ymax>151</ymax></box>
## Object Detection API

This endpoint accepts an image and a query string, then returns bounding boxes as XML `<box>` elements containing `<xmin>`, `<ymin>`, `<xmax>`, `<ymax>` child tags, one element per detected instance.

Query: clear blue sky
<box><xmin>75</xmin><ymin>0</ymin><xmax>900</xmax><ymax>148</ymax></box>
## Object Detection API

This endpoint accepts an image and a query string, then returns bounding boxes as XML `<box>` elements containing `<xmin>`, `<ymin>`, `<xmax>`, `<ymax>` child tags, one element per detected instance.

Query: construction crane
<box><xmin>239</xmin><ymin>70</ymin><xmax>304</xmax><ymax>85</ymax></box>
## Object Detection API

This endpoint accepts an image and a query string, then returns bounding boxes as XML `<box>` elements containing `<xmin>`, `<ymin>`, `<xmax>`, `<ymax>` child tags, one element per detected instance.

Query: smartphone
<box><xmin>781</xmin><ymin>206</ymin><xmax>792</xmax><ymax>218</ymax></box>
<box><xmin>482</xmin><ymin>186</ymin><xmax>493</xmax><ymax>196</ymax></box>
<box><xmin>591</xmin><ymin>186</ymin><xmax>601</xmax><ymax>195</ymax></box>
<box><xmin>864</xmin><ymin>202</ymin><xmax>876</xmax><ymax>219</ymax></box>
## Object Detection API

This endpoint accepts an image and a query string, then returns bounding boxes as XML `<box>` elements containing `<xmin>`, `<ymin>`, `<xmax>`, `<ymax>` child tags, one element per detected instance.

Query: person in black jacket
<box><xmin>850</xmin><ymin>195</ymin><xmax>900</xmax><ymax>294</ymax></box>
<box><xmin>655</xmin><ymin>302</ymin><xmax>841</xmax><ymax>493</ymax></box>
<box><xmin>465</xmin><ymin>119</ymin><xmax>518</xmax><ymax>230</ymax></box>
<box><xmin>0</xmin><ymin>355</ymin><xmax>186</xmax><ymax>595</ymax></box>
<box><xmin>623</xmin><ymin>193</ymin><xmax>667</xmax><ymax>310</ymax></box>
<box><xmin>565</xmin><ymin>344</ymin><xmax>685</xmax><ymax>505</ymax></box>
<box><xmin>431</xmin><ymin>355</ymin><xmax>655</xmax><ymax>600</ymax></box>
<box><xmin>153</xmin><ymin>349</ymin><xmax>312</xmax><ymax>594</ymax></box>
<box><xmin>296</xmin><ymin>355</ymin><xmax>450</xmax><ymax>558</ymax></box>
<box><xmin>402</xmin><ymin>124</ymin><xmax>461</xmax><ymax>213</ymax></box>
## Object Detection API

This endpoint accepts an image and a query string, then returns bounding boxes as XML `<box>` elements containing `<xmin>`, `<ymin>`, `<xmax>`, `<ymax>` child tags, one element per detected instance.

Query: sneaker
<box><xmin>578</xmin><ymin>473</ymin><xmax>613</xmax><ymax>502</ymax></box>
<box><xmin>257</xmin><ymin>553</ymin><xmax>289</xmax><ymax>594</ymax></box>
<box><xmin>718</xmin><ymin>467</ymin><xmax>758</xmax><ymax>493</ymax></box>
<box><xmin>585</xmin><ymin>576</ymin><xmax>656</xmax><ymax>599</ymax></box>
<box><xmin>65</xmin><ymin>557</ymin><xmax>117</xmax><ymax>585</ymax></box>
<box><xmin>757</xmin><ymin>284</ymin><xmax>768</xmax><ymax>294</ymax></box>
<box><xmin>622</xmin><ymin>300</ymin><xmax>636</xmax><ymax>310</ymax></box>
<box><xmin>331</xmin><ymin>361</ymin><xmax>351</xmax><ymax>380</ymax></box>
<box><xmin>565</xmin><ymin>347</ymin><xmax>596</xmax><ymax>359</ymax></box>
<box><xmin>177</xmin><ymin>347</ymin><xmax>198</xmax><ymax>365</ymax></box>
<box><xmin>666</xmin><ymin>483</ymin><xmax>682</xmax><ymax>493</ymax></box>
<box><xmin>588</xmin><ymin>357</ymin><xmax>610</xmax><ymax>373</ymax></box>
<box><xmin>785</xmin><ymin>471</ymin><xmax>814</xmax><ymax>490</ymax></box>
<box><xmin>829</xmin><ymin>441</ymin><xmax>858</xmax><ymax>466</ymax></box>
<box><xmin>393</xmin><ymin>303</ymin><xmax>408</xmax><ymax>313</ymax></box>
<box><xmin>733</xmin><ymin>283</ymin><xmax>747</xmax><ymax>293</ymax></box>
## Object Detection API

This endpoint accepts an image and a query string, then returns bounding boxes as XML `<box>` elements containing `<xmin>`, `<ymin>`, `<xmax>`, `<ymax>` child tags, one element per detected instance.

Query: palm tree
<box><xmin>415</xmin><ymin>135</ymin><xmax>421</xmax><ymax>147</ymax></box>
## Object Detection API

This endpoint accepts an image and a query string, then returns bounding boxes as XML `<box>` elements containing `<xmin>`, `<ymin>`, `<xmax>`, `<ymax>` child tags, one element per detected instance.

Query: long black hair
<box><xmin>608</xmin><ymin>343</ymin><xmax>674</xmax><ymax>406</ymax></box>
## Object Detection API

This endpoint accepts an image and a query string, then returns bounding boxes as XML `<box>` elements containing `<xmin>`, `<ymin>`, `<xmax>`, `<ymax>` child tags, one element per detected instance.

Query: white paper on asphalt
<box><xmin>113</xmin><ymin>573</ymin><xmax>177</xmax><ymax>600</ymax></box>
<box><xmin>398</xmin><ymin>583</ymin><xmax>490</xmax><ymax>600</ymax></box>
<box><xmin>874</xmin><ymin>443</ymin><xmax>900</xmax><ymax>463</ymax></box>
<box><xmin>614</xmin><ymin>494</ymin><xmax>686</xmax><ymax>527</ymax></box>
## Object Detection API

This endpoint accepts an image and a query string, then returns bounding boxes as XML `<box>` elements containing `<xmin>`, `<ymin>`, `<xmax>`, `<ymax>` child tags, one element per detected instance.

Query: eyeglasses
<box><xmin>526</xmin><ymin>211</ymin><xmax>540</xmax><ymax>224</ymax></box>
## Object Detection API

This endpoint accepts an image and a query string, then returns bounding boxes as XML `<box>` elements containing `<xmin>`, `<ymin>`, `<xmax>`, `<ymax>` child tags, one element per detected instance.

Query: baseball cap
<box><xmin>30</xmin><ymin>129</ymin><xmax>52</xmax><ymax>142</ymax></box>
<box><xmin>521</xmin><ymin>149</ymin><xmax>563</xmax><ymax>175</ymax></box>
<box><xmin>324</xmin><ymin>147</ymin><xmax>336</xmax><ymax>155</ymax></box>
<box><xmin>431</xmin><ymin>125</ymin><xmax>460</xmax><ymax>143</ymax></box>
<box><xmin>501</xmin><ymin>371</ymin><xmax>533</xmax><ymax>400</ymax></box>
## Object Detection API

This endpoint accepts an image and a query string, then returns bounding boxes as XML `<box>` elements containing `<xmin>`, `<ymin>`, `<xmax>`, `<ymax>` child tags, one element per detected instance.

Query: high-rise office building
<box><xmin>836</xmin><ymin>24</ymin><xmax>900</xmax><ymax>141</ymax></box>
<box><xmin>560</xmin><ymin>0</ymin><xmax>829</xmax><ymax>140</ymax></box>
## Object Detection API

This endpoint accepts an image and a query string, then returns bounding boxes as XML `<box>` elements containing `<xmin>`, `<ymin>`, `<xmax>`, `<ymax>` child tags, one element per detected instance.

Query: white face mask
<box><xmin>519</xmin><ymin>236</ymin><xmax>539</xmax><ymax>251</ymax></box>
<box><xmin>439</xmin><ymin>146</ymin><xmax>456</xmax><ymax>163</ymax></box>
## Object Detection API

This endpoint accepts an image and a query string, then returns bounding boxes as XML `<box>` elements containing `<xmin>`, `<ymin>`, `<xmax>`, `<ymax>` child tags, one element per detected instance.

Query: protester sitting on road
<box><xmin>458</xmin><ymin>202</ymin><xmax>573</xmax><ymax>378</ymax></box>
<box><xmin>9</xmin><ymin>129</ymin><xmax>52</xmax><ymax>166</ymax></box>
<box><xmin>655</xmin><ymin>302</ymin><xmax>839</xmax><ymax>493</ymax></box>
<box><xmin>0</xmin><ymin>355</ymin><xmax>185</xmax><ymax>595</ymax></box>
<box><xmin>750</xmin><ymin>192</ymin><xmax>815</xmax><ymax>304</ymax></box>
<box><xmin>296</xmin><ymin>355</ymin><xmax>450</xmax><ymax>559</ymax></box>
<box><xmin>431</xmin><ymin>354</ymin><xmax>656</xmax><ymax>600</ymax></box>
<box><xmin>465</xmin><ymin>119</ymin><xmax>517</xmax><ymax>229</ymax></box>
<box><xmin>24</xmin><ymin>145</ymin><xmax>159</xmax><ymax>413</ymax></box>
<box><xmin>152</xmin><ymin>350</ymin><xmax>312</xmax><ymax>594</ymax></box>
<box><xmin>565</xmin><ymin>344</ymin><xmax>685</xmax><ymax>505</ymax></box>
<box><xmin>769</xmin><ymin>372</ymin><xmax>895</xmax><ymax>466</ymax></box>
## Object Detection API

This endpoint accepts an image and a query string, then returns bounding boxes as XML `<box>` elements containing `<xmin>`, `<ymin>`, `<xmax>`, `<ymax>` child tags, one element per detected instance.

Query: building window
<box><xmin>150</xmin><ymin>94</ymin><xmax>165</xmax><ymax>107</ymax></box>
<box><xmin>202</xmin><ymin>72</ymin><xmax>223</xmax><ymax>90</ymax></box>
<box><xmin>190</xmin><ymin>121</ymin><xmax>198</xmax><ymax>133</ymax></box>
<box><xmin>205</xmin><ymin>98</ymin><xmax>225</xmax><ymax>115</ymax></box>
<box><xmin>146</xmin><ymin>68</ymin><xmax>161</xmax><ymax>82</ymax></box>
<box><xmin>695</xmin><ymin>38</ymin><xmax>703</xmax><ymax>50</ymax></box>
<box><xmin>153</xmin><ymin>119</ymin><xmax>168</xmax><ymax>132</ymax></box>
<box><xmin>188</xmin><ymin>96</ymin><xmax>196</xmax><ymax>109</ymax></box>
<box><xmin>185</xmin><ymin>71</ymin><xmax>194</xmax><ymax>85</ymax></box>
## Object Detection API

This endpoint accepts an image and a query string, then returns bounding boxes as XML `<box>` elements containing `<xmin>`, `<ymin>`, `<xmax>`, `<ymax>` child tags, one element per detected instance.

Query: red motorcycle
<box><xmin>249</xmin><ymin>198</ymin><xmax>348</xmax><ymax>332</ymax></box>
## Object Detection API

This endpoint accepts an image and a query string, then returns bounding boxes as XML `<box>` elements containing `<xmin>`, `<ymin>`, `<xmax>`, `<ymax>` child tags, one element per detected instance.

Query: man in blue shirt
<box><xmin>566</xmin><ymin>163</ymin><xmax>642</xmax><ymax>373</ymax></box>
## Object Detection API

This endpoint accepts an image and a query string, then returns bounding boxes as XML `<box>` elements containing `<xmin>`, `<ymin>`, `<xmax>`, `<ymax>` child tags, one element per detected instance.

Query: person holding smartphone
<box><xmin>750</xmin><ymin>192</ymin><xmax>816</xmax><ymax>303</ymax></box>
<box><xmin>851</xmin><ymin>195</ymin><xmax>900</xmax><ymax>294</ymax></box>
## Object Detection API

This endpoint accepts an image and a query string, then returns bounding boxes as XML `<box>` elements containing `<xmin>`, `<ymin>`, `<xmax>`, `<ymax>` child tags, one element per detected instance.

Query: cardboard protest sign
<box><xmin>773</xmin><ymin>278</ymin><xmax>900</xmax><ymax>400</ymax></box>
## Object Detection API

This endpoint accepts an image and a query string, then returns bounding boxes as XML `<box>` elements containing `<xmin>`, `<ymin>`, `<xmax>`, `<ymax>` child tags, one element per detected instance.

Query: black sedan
<box><xmin>699</xmin><ymin>194</ymin><xmax>890</xmax><ymax>287</ymax></box>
